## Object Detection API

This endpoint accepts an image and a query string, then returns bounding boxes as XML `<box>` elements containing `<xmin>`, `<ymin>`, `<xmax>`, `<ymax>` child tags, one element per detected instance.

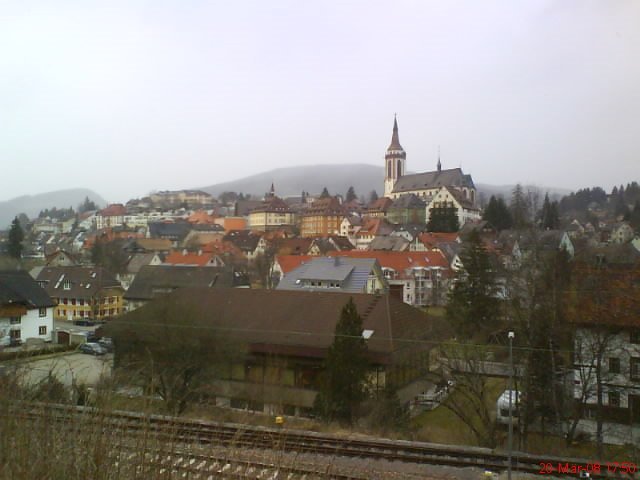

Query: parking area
<box><xmin>17</xmin><ymin>351</ymin><xmax>112</xmax><ymax>388</ymax></box>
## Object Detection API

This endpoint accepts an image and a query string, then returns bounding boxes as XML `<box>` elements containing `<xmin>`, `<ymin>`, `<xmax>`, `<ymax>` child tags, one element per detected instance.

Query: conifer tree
<box><xmin>483</xmin><ymin>195</ymin><xmax>512</xmax><ymax>231</ymax></box>
<box><xmin>7</xmin><ymin>216</ymin><xmax>24</xmax><ymax>259</ymax></box>
<box><xmin>510</xmin><ymin>183</ymin><xmax>530</xmax><ymax>229</ymax></box>
<box><xmin>320</xmin><ymin>187</ymin><xmax>330</xmax><ymax>199</ymax></box>
<box><xmin>446</xmin><ymin>231</ymin><xmax>500</xmax><ymax>338</ymax></box>
<box><xmin>345</xmin><ymin>186</ymin><xmax>357</xmax><ymax>203</ymax></box>
<box><xmin>427</xmin><ymin>203</ymin><xmax>460</xmax><ymax>232</ymax></box>
<box><xmin>314</xmin><ymin>298</ymin><xmax>369</xmax><ymax>424</ymax></box>
<box><xmin>369</xmin><ymin>190</ymin><xmax>379</xmax><ymax>203</ymax></box>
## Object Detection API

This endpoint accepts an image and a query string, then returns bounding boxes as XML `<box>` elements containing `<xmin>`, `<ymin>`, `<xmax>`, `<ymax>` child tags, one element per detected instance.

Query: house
<box><xmin>386</xmin><ymin>194</ymin><xmax>427</xmax><ymax>225</ymax></box>
<box><xmin>300</xmin><ymin>197</ymin><xmax>346</xmax><ymax>238</ymax></box>
<box><xmin>366</xmin><ymin>197</ymin><xmax>393</xmax><ymax>218</ymax></box>
<box><xmin>368</xmin><ymin>236</ymin><xmax>410</xmax><ymax>252</ymax></box>
<box><xmin>147</xmin><ymin>221</ymin><xmax>193</xmax><ymax>247</ymax></box>
<box><xmin>163</xmin><ymin>249</ymin><xmax>225</xmax><ymax>268</ymax></box>
<box><xmin>0</xmin><ymin>270</ymin><xmax>55</xmax><ymax>346</ymax></box>
<box><xmin>124</xmin><ymin>265</ymin><xmax>249</xmax><ymax>311</ymax></box>
<box><xmin>45</xmin><ymin>249</ymin><xmax>79</xmax><ymax>267</ymax></box>
<box><xmin>106</xmin><ymin>289</ymin><xmax>449</xmax><ymax>416</ymax></box>
<box><xmin>117</xmin><ymin>252</ymin><xmax>163</xmax><ymax>290</ymax></box>
<box><xmin>340</xmin><ymin>215</ymin><xmax>363</xmax><ymax>244</ymax></box>
<box><xmin>34</xmin><ymin>266</ymin><xmax>124</xmax><ymax>321</ymax></box>
<box><xmin>425</xmin><ymin>186</ymin><xmax>481</xmax><ymax>226</ymax></box>
<box><xmin>353</xmin><ymin>217</ymin><xmax>394</xmax><ymax>250</ymax></box>
<box><xmin>276</xmin><ymin>250</ymin><xmax>451</xmax><ymax>307</ymax></box>
<box><xmin>610</xmin><ymin>222</ymin><xmax>634</xmax><ymax>244</ymax></box>
<box><xmin>223</xmin><ymin>230</ymin><xmax>262</xmax><ymax>263</ymax></box>
<box><xmin>95</xmin><ymin>204</ymin><xmax>127</xmax><ymax>230</ymax></box>
<box><xmin>569</xmin><ymin>263</ymin><xmax>640</xmax><ymax>443</ymax></box>
<box><xmin>307</xmin><ymin>236</ymin><xmax>354</xmax><ymax>256</ymax></box>
<box><xmin>276</xmin><ymin>256</ymin><xmax>387</xmax><ymax>294</ymax></box>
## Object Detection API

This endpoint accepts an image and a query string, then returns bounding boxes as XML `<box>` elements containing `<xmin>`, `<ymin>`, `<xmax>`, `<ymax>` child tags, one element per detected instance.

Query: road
<box><xmin>17</xmin><ymin>351</ymin><xmax>112</xmax><ymax>388</ymax></box>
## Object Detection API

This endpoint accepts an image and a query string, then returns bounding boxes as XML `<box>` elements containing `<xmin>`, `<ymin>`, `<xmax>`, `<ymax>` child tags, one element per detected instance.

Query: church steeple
<box><xmin>384</xmin><ymin>115</ymin><xmax>407</xmax><ymax>198</ymax></box>
<box><xmin>388</xmin><ymin>114</ymin><xmax>403</xmax><ymax>151</ymax></box>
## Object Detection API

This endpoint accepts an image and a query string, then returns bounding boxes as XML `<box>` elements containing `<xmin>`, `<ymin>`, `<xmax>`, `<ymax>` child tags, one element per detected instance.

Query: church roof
<box><xmin>392</xmin><ymin>168</ymin><xmax>475</xmax><ymax>193</ymax></box>
<box><xmin>387</xmin><ymin>117</ymin><xmax>403</xmax><ymax>151</ymax></box>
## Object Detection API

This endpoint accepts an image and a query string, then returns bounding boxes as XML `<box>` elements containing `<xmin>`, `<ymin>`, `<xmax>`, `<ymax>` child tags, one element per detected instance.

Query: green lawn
<box><xmin>411</xmin><ymin>377</ymin><xmax>507</xmax><ymax>446</ymax></box>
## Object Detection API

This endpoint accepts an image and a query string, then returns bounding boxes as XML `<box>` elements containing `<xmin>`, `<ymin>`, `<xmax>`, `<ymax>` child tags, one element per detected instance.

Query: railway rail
<box><xmin>5</xmin><ymin>402</ymin><xmax>638</xmax><ymax>479</ymax></box>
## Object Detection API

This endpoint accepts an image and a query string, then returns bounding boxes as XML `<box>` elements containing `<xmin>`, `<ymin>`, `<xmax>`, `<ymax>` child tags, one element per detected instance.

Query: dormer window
<box><xmin>63</xmin><ymin>280</ymin><xmax>71</xmax><ymax>290</ymax></box>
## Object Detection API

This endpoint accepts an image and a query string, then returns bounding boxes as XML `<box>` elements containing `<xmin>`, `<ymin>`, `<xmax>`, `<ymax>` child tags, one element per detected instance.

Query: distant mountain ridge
<box><xmin>199</xmin><ymin>164</ymin><xmax>573</xmax><ymax>201</ymax></box>
<box><xmin>0</xmin><ymin>189</ymin><xmax>106</xmax><ymax>229</ymax></box>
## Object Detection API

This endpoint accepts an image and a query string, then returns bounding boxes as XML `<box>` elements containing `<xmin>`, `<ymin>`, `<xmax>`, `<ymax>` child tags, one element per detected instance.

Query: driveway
<box><xmin>17</xmin><ymin>351</ymin><xmax>112</xmax><ymax>388</ymax></box>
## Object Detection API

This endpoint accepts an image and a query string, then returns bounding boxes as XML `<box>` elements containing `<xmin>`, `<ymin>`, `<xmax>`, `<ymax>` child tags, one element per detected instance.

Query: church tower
<box><xmin>383</xmin><ymin>116</ymin><xmax>406</xmax><ymax>197</ymax></box>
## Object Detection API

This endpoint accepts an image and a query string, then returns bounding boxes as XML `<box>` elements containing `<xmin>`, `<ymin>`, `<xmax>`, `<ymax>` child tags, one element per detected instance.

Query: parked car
<box><xmin>97</xmin><ymin>337</ymin><xmax>113</xmax><ymax>352</ymax></box>
<box><xmin>74</xmin><ymin>319</ymin><xmax>96</xmax><ymax>327</ymax></box>
<box><xmin>79</xmin><ymin>342</ymin><xmax>107</xmax><ymax>356</ymax></box>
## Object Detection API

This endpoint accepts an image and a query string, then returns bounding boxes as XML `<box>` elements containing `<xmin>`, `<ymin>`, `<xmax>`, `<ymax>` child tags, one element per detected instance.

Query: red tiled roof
<box><xmin>164</xmin><ymin>250</ymin><xmax>214</xmax><ymax>267</ymax></box>
<box><xmin>418</xmin><ymin>232</ymin><xmax>459</xmax><ymax>248</ymax></box>
<box><xmin>99</xmin><ymin>204</ymin><xmax>127</xmax><ymax>216</ymax></box>
<box><xmin>275</xmin><ymin>255</ymin><xmax>314</xmax><ymax>274</ymax></box>
<box><xmin>187</xmin><ymin>210</ymin><xmax>217</xmax><ymax>225</ymax></box>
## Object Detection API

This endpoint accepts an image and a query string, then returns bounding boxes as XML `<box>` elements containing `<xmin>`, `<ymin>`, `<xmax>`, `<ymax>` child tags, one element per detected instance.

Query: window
<box><xmin>609</xmin><ymin>357</ymin><xmax>621</xmax><ymax>374</ymax></box>
<box><xmin>608</xmin><ymin>391</ymin><xmax>620</xmax><ymax>408</ymax></box>
<box><xmin>38</xmin><ymin>307</ymin><xmax>47</xmax><ymax>317</ymax></box>
<box><xmin>38</xmin><ymin>326</ymin><xmax>47</xmax><ymax>335</ymax></box>
<box><xmin>63</xmin><ymin>280</ymin><xmax>71</xmax><ymax>290</ymax></box>
<box><xmin>9</xmin><ymin>317</ymin><xmax>21</xmax><ymax>325</ymax></box>
<box><xmin>632</xmin><ymin>358</ymin><xmax>640</xmax><ymax>381</ymax></box>
<box><xmin>631</xmin><ymin>330</ymin><xmax>640</xmax><ymax>344</ymax></box>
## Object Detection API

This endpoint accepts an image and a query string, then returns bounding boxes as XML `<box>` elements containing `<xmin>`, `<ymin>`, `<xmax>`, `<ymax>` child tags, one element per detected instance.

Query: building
<box><xmin>276</xmin><ymin>256</ymin><xmax>387</xmax><ymax>294</ymax></box>
<box><xmin>106</xmin><ymin>289</ymin><xmax>448</xmax><ymax>417</ymax></box>
<box><xmin>95</xmin><ymin>204</ymin><xmax>127</xmax><ymax>230</ymax></box>
<box><xmin>424</xmin><ymin>186</ymin><xmax>481</xmax><ymax>226</ymax></box>
<box><xmin>248</xmin><ymin>186</ymin><xmax>296</xmax><ymax>231</ymax></box>
<box><xmin>124</xmin><ymin>265</ymin><xmax>249</xmax><ymax>311</ymax></box>
<box><xmin>34</xmin><ymin>266</ymin><xmax>124</xmax><ymax>321</ymax></box>
<box><xmin>570</xmin><ymin>262</ymin><xmax>640</xmax><ymax>443</ymax></box>
<box><xmin>386</xmin><ymin>194</ymin><xmax>427</xmax><ymax>225</ymax></box>
<box><xmin>300</xmin><ymin>197</ymin><xmax>346</xmax><ymax>238</ymax></box>
<box><xmin>149</xmin><ymin>190</ymin><xmax>214</xmax><ymax>208</ymax></box>
<box><xmin>382</xmin><ymin>118</ymin><xmax>476</xmax><ymax>207</ymax></box>
<box><xmin>276</xmin><ymin>250</ymin><xmax>451</xmax><ymax>307</ymax></box>
<box><xmin>0</xmin><ymin>271</ymin><xmax>55</xmax><ymax>346</ymax></box>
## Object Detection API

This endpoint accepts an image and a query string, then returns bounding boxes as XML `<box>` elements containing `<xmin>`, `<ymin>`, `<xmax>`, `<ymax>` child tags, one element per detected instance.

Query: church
<box><xmin>382</xmin><ymin>117</ymin><xmax>477</xmax><ymax>205</ymax></box>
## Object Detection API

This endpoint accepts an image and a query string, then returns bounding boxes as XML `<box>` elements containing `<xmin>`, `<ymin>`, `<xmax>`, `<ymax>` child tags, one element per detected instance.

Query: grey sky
<box><xmin>1</xmin><ymin>1</ymin><xmax>638</xmax><ymax>203</ymax></box>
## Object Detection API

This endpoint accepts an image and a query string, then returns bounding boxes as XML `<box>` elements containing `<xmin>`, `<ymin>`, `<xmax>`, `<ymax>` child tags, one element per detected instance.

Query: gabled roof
<box><xmin>34</xmin><ymin>266</ymin><xmax>122</xmax><ymax>299</ymax></box>
<box><xmin>0</xmin><ymin>270</ymin><xmax>55</xmax><ymax>309</ymax></box>
<box><xmin>369</xmin><ymin>236</ymin><xmax>409</xmax><ymax>251</ymax></box>
<box><xmin>98</xmin><ymin>204</ymin><xmax>127</xmax><ymax>217</ymax></box>
<box><xmin>223</xmin><ymin>230</ymin><xmax>261</xmax><ymax>252</ymax></box>
<box><xmin>275</xmin><ymin>255</ymin><xmax>314</xmax><ymax>274</ymax></box>
<box><xmin>367</xmin><ymin>197</ymin><xmax>393</xmax><ymax>212</ymax></box>
<box><xmin>125</xmin><ymin>265</ymin><xmax>244</xmax><ymax>301</ymax></box>
<box><xmin>418</xmin><ymin>232</ymin><xmax>460</xmax><ymax>249</ymax></box>
<box><xmin>164</xmin><ymin>250</ymin><xmax>217</xmax><ymax>267</ymax></box>
<box><xmin>392</xmin><ymin>168</ymin><xmax>474</xmax><ymax>193</ymax></box>
<box><xmin>389</xmin><ymin>194</ymin><xmax>426</xmax><ymax>209</ymax></box>
<box><xmin>106</xmin><ymin>289</ymin><xmax>448</xmax><ymax>364</ymax></box>
<box><xmin>148</xmin><ymin>221</ymin><xmax>192</xmax><ymax>241</ymax></box>
<box><xmin>277</xmin><ymin>257</ymin><xmax>380</xmax><ymax>294</ymax></box>
<box><xmin>125</xmin><ymin>253</ymin><xmax>159</xmax><ymax>274</ymax></box>
<box><xmin>250</xmin><ymin>196</ymin><xmax>293</xmax><ymax>214</ymax></box>
<box><xmin>302</xmin><ymin>197</ymin><xmax>345</xmax><ymax>217</ymax></box>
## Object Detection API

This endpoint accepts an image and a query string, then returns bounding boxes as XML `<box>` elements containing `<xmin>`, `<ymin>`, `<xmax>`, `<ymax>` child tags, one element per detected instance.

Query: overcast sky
<box><xmin>1</xmin><ymin>1</ymin><xmax>638</xmax><ymax>203</ymax></box>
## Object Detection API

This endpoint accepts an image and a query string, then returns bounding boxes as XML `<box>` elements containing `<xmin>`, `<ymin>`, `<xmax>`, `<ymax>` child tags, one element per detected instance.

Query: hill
<box><xmin>199</xmin><ymin>164</ymin><xmax>573</xmax><ymax>202</ymax></box>
<box><xmin>0</xmin><ymin>189</ymin><xmax>106</xmax><ymax>228</ymax></box>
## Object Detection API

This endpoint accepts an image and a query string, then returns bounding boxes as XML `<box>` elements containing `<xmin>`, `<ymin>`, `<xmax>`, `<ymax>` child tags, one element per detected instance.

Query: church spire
<box><xmin>388</xmin><ymin>114</ymin><xmax>403</xmax><ymax>151</ymax></box>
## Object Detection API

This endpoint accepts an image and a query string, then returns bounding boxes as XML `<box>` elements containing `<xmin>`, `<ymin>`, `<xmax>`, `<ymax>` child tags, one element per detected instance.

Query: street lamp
<box><xmin>508</xmin><ymin>330</ymin><xmax>515</xmax><ymax>480</ymax></box>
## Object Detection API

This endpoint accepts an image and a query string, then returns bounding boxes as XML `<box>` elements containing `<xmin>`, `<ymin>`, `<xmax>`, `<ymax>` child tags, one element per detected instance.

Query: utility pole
<box><xmin>508</xmin><ymin>330</ymin><xmax>515</xmax><ymax>480</ymax></box>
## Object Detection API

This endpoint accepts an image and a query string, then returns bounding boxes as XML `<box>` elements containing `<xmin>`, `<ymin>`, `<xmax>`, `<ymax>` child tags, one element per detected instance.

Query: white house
<box><xmin>0</xmin><ymin>271</ymin><xmax>55</xmax><ymax>346</ymax></box>
<box><xmin>425</xmin><ymin>186</ymin><xmax>481</xmax><ymax>226</ymax></box>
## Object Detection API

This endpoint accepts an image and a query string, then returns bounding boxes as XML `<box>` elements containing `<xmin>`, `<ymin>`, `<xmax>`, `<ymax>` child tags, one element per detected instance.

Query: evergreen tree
<box><xmin>427</xmin><ymin>203</ymin><xmax>460</xmax><ymax>232</ymax></box>
<box><xmin>78</xmin><ymin>196</ymin><xmax>98</xmax><ymax>213</ymax></box>
<box><xmin>510</xmin><ymin>184</ymin><xmax>530</xmax><ymax>229</ymax></box>
<box><xmin>314</xmin><ymin>298</ymin><xmax>369</xmax><ymax>424</ymax></box>
<box><xmin>483</xmin><ymin>195</ymin><xmax>512</xmax><ymax>231</ymax></box>
<box><xmin>540</xmin><ymin>193</ymin><xmax>560</xmax><ymax>230</ymax></box>
<box><xmin>629</xmin><ymin>200</ymin><xmax>640</xmax><ymax>230</ymax></box>
<box><xmin>345</xmin><ymin>186</ymin><xmax>357</xmax><ymax>203</ymax></box>
<box><xmin>369</xmin><ymin>190</ymin><xmax>379</xmax><ymax>203</ymax></box>
<box><xmin>446</xmin><ymin>231</ymin><xmax>500</xmax><ymax>339</ymax></box>
<box><xmin>7</xmin><ymin>217</ymin><xmax>24</xmax><ymax>259</ymax></box>
<box><xmin>320</xmin><ymin>187</ymin><xmax>330</xmax><ymax>199</ymax></box>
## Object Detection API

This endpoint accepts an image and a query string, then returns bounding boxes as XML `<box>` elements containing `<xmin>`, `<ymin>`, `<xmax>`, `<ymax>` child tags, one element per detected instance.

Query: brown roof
<box><xmin>35</xmin><ymin>266</ymin><xmax>122</xmax><ymax>300</ymax></box>
<box><xmin>99</xmin><ymin>204</ymin><xmax>127</xmax><ymax>216</ymax></box>
<box><xmin>302</xmin><ymin>197</ymin><xmax>345</xmax><ymax>217</ymax></box>
<box><xmin>106</xmin><ymin>289</ymin><xmax>446</xmax><ymax>364</ymax></box>
<box><xmin>250</xmin><ymin>196</ymin><xmax>292</xmax><ymax>214</ymax></box>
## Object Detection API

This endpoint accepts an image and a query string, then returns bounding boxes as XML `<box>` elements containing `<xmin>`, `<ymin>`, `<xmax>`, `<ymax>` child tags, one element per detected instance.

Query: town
<box><xmin>1</xmin><ymin>118</ymin><xmax>639</xmax><ymax>478</ymax></box>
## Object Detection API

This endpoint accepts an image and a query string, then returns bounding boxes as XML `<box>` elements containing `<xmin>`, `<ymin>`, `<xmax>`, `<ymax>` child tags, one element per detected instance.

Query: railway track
<box><xmin>5</xmin><ymin>402</ymin><xmax>638</xmax><ymax>479</ymax></box>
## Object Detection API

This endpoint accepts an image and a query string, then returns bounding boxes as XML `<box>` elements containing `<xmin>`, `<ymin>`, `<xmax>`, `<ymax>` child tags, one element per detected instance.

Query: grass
<box><xmin>411</xmin><ymin>377</ymin><xmax>507</xmax><ymax>446</ymax></box>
